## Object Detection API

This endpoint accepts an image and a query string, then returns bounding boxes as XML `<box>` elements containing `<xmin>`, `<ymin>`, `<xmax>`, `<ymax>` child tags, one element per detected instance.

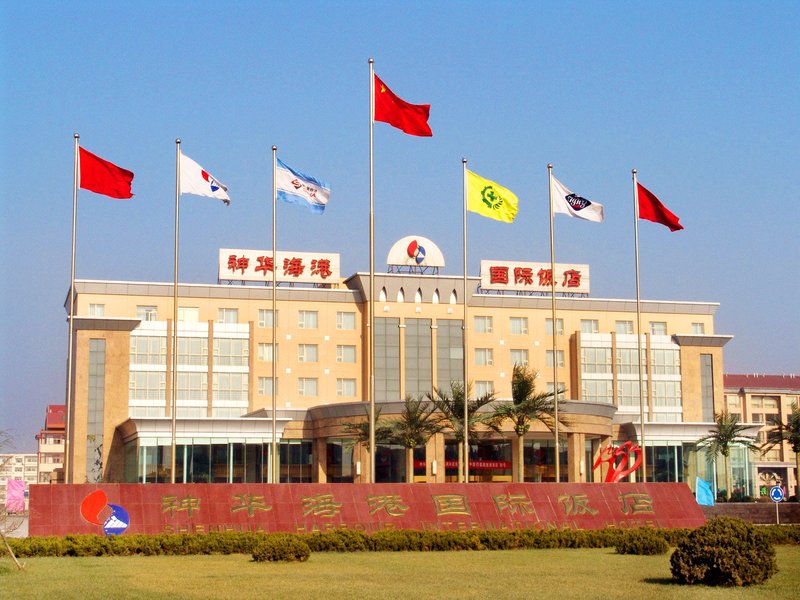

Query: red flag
<box><xmin>79</xmin><ymin>147</ymin><xmax>134</xmax><ymax>199</ymax></box>
<box><xmin>637</xmin><ymin>182</ymin><xmax>682</xmax><ymax>231</ymax></box>
<box><xmin>374</xmin><ymin>74</ymin><xmax>432</xmax><ymax>137</ymax></box>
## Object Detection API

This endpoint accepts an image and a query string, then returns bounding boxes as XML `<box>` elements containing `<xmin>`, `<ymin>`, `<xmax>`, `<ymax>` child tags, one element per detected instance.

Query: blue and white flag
<box><xmin>695</xmin><ymin>476</ymin><xmax>715</xmax><ymax>506</ymax></box>
<box><xmin>551</xmin><ymin>175</ymin><xmax>603</xmax><ymax>222</ymax></box>
<box><xmin>276</xmin><ymin>159</ymin><xmax>330</xmax><ymax>214</ymax></box>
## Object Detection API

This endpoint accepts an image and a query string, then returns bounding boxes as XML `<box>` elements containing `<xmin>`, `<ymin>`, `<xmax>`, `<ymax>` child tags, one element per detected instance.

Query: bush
<box><xmin>670</xmin><ymin>517</ymin><xmax>777</xmax><ymax>586</ymax></box>
<box><xmin>615</xmin><ymin>529</ymin><xmax>668</xmax><ymax>555</ymax></box>
<box><xmin>252</xmin><ymin>535</ymin><xmax>311</xmax><ymax>563</ymax></box>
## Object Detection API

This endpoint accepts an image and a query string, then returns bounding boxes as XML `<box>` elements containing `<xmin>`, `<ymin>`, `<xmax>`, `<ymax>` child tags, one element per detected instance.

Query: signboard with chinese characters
<box><xmin>219</xmin><ymin>249</ymin><xmax>340</xmax><ymax>284</ymax></box>
<box><xmin>29</xmin><ymin>482</ymin><xmax>704</xmax><ymax>536</ymax></box>
<box><xmin>480</xmin><ymin>260</ymin><xmax>590</xmax><ymax>294</ymax></box>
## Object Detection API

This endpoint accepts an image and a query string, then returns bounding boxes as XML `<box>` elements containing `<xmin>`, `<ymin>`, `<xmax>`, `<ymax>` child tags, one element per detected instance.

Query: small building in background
<box><xmin>36</xmin><ymin>404</ymin><xmax>66</xmax><ymax>484</ymax></box>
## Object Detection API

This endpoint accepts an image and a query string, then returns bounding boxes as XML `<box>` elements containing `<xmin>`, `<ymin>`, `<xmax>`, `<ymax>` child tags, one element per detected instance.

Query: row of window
<box><xmin>256</xmin><ymin>377</ymin><xmax>357</xmax><ymax>397</ymax></box>
<box><xmin>473</xmin><ymin>316</ymin><xmax>705</xmax><ymax>336</ymax></box>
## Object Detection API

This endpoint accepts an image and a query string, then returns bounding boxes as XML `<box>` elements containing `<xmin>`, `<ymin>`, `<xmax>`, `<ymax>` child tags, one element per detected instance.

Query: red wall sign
<box><xmin>30</xmin><ymin>483</ymin><xmax>705</xmax><ymax>537</ymax></box>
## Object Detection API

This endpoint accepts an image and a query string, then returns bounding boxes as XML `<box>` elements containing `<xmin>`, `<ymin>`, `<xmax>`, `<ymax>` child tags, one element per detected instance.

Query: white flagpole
<box><xmin>272</xmin><ymin>145</ymin><xmax>278</xmax><ymax>484</ymax></box>
<box><xmin>368</xmin><ymin>57</ymin><xmax>376</xmax><ymax>484</ymax></box>
<box><xmin>632</xmin><ymin>168</ymin><xmax>647</xmax><ymax>482</ymax></box>
<box><xmin>65</xmin><ymin>133</ymin><xmax>79</xmax><ymax>484</ymax></box>
<box><xmin>462</xmin><ymin>158</ymin><xmax>469</xmax><ymax>484</ymax></box>
<box><xmin>171</xmin><ymin>139</ymin><xmax>181</xmax><ymax>484</ymax></box>
<box><xmin>548</xmin><ymin>164</ymin><xmax>561</xmax><ymax>483</ymax></box>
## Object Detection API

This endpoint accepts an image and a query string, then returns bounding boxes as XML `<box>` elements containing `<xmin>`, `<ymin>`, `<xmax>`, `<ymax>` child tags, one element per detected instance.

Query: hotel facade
<box><xmin>61</xmin><ymin>239</ymin><xmax>793</xmax><ymax>497</ymax></box>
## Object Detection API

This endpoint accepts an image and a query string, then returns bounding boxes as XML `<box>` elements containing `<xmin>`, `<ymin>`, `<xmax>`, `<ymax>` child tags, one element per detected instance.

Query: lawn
<box><xmin>2</xmin><ymin>546</ymin><xmax>799</xmax><ymax>600</ymax></box>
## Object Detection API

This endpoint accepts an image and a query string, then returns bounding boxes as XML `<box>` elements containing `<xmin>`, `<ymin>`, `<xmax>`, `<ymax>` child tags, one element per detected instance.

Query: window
<box><xmin>510</xmin><ymin>349</ymin><xmax>529</xmax><ymax>366</ymax></box>
<box><xmin>475</xmin><ymin>380</ymin><xmax>495</xmax><ymax>397</ymax></box>
<box><xmin>298</xmin><ymin>378</ymin><xmax>318</xmax><ymax>396</ymax></box>
<box><xmin>258</xmin><ymin>377</ymin><xmax>277</xmax><ymax>396</ymax></box>
<box><xmin>217</xmin><ymin>308</ymin><xmax>239</xmax><ymax>324</ymax></box>
<box><xmin>581</xmin><ymin>319</ymin><xmax>599</xmax><ymax>334</ymax></box>
<box><xmin>509</xmin><ymin>317</ymin><xmax>528</xmax><ymax>335</ymax></box>
<box><xmin>137</xmin><ymin>306</ymin><xmax>158</xmax><ymax>321</ymax></box>
<box><xmin>546</xmin><ymin>382</ymin><xmax>566</xmax><ymax>395</ymax></box>
<box><xmin>212</xmin><ymin>373</ymin><xmax>248</xmax><ymax>402</ymax></box>
<box><xmin>582</xmin><ymin>380</ymin><xmax>613</xmax><ymax>403</ymax></box>
<box><xmin>651</xmin><ymin>349</ymin><xmax>680</xmax><ymax>375</ymax></box>
<box><xmin>474</xmin><ymin>316</ymin><xmax>493</xmax><ymax>334</ymax></box>
<box><xmin>258</xmin><ymin>309</ymin><xmax>278</xmax><ymax>328</ymax></box>
<box><xmin>336</xmin><ymin>345</ymin><xmax>356</xmax><ymax>363</ymax></box>
<box><xmin>691</xmin><ymin>322</ymin><xmax>705</xmax><ymax>334</ymax></box>
<box><xmin>213</xmin><ymin>338</ymin><xmax>249</xmax><ymax>366</ymax></box>
<box><xmin>336</xmin><ymin>311</ymin><xmax>356</xmax><ymax>330</ymax></box>
<box><xmin>546</xmin><ymin>350</ymin><xmax>565</xmax><ymax>368</ymax></box>
<box><xmin>178</xmin><ymin>337</ymin><xmax>208</xmax><ymax>366</ymax></box>
<box><xmin>726</xmin><ymin>394</ymin><xmax>741</xmax><ymax>409</ymax></box>
<box><xmin>298</xmin><ymin>310</ymin><xmax>318</xmax><ymax>329</ymax></box>
<box><xmin>336</xmin><ymin>378</ymin><xmax>357</xmax><ymax>397</ymax></box>
<box><xmin>89</xmin><ymin>303</ymin><xmax>105</xmax><ymax>317</ymax></box>
<box><xmin>475</xmin><ymin>348</ymin><xmax>494</xmax><ymax>366</ymax></box>
<box><xmin>129</xmin><ymin>371</ymin><xmax>166</xmax><ymax>401</ymax></box>
<box><xmin>178</xmin><ymin>307</ymin><xmax>199</xmax><ymax>322</ymax></box>
<box><xmin>545</xmin><ymin>318</ymin><xmax>564</xmax><ymax>336</ymax></box>
<box><xmin>618</xmin><ymin>380</ymin><xmax>647</xmax><ymax>408</ymax></box>
<box><xmin>616</xmin><ymin>348</ymin><xmax>647</xmax><ymax>375</ymax></box>
<box><xmin>615</xmin><ymin>320</ymin><xmax>633</xmax><ymax>335</ymax></box>
<box><xmin>650</xmin><ymin>321</ymin><xmax>667</xmax><ymax>335</ymax></box>
<box><xmin>700</xmin><ymin>354</ymin><xmax>714</xmax><ymax>421</ymax></box>
<box><xmin>176</xmin><ymin>372</ymin><xmax>207</xmax><ymax>402</ymax></box>
<box><xmin>257</xmin><ymin>343</ymin><xmax>277</xmax><ymax>362</ymax></box>
<box><xmin>752</xmin><ymin>414</ymin><xmax>763</xmax><ymax>423</ymax></box>
<box><xmin>298</xmin><ymin>344</ymin><xmax>318</xmax><ymax>363</ymax></box>
<box><xmin>130</xmin><ymin>336</ymin><xmax>166</xmax><ymax>365</ymax></box>
<box><xmin>581</xmin><ymin>347</ymin><xmax>611</xmax><ymax>373</ymax></box>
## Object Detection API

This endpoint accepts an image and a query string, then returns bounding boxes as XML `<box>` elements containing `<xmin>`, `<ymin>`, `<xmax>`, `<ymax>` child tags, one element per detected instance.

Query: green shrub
<box><xmin>670</xmin><ymin>517</ymin><xmax>777</xmax><ymax>586</ymax></box>
<box><xmin>615</xmin><ymin>529</ymin><xmax>669</xmax><ymax>555</ymax></box>
<box><xmin>252</xmin><ymin>535</ymin><xmax>311</xmax><ymax>563</ymax></box>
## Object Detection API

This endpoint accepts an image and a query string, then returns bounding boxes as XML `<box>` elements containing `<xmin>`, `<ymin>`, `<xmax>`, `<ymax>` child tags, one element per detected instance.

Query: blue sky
<box><xmin>1</xmin><ymin>1</ymin><xmax>798</xmax><ymax>452</ymax></box>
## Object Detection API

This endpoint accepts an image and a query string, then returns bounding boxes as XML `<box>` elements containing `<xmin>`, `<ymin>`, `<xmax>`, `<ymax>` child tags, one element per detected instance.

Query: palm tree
<box><xmin>341</xmin><ymin>405</ymin><xmax>393</xmax><ymax>451</ymax></box>
<box><xmin>486</xmin><ymin>364</ymin><xmax>569</xmax><ymax>482</ymax></box>
<box><xmin>426</xmin><ymin>381</ymin><xmax>495</xmax><ymax>482</ymax></box>
<box><xmin>389</xmin><ymin>395</ymin><xmax>443</xmax><ymax>483</ymax></box>
<box><xmin>696</xmin><ymin>411</ymin><xmax>760</xmax><ymax>500</ymax></box>
<box><xmin>761</xmin><ymin>401</ymin><xmax>800</xmax><ymax>498</ymax></box>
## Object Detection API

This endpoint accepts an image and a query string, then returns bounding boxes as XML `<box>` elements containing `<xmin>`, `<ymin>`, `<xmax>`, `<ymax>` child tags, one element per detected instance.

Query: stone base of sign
<box><xmin>29</xmin><ymin>482</ymin><xmax>705</xmax><ymax>537</ymax></box>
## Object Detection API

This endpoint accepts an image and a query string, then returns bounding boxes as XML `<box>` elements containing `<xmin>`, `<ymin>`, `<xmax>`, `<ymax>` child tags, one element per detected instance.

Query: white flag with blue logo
<box><xmin>551</xmin><ymin>175</ymin><xmax>603</xmax><ymax>222</ymax></box>
<box><xmin>179</xmin><ymin>153</ymin><xmax>231</xmax><ymax>205</ymax></box>
<box><xmin>276</xmin><ymin>158</ymin><xmax>330</xmax><ymax>214</ymax></box>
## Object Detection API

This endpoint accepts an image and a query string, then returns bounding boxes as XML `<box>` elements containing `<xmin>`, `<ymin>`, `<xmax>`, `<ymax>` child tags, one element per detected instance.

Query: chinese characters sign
<box><xmin>218</xmin><ymin>249</ymin><xmax>341</xmax><ymax>284</ymax></box>
<box><xmin>480</xmin><ymin>260</ymin><xmax>590</xmax><ymax>294</ymax></box>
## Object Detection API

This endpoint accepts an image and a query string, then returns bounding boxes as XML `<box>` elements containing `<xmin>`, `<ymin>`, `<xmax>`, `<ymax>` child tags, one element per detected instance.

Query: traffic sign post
<box><xmin>770</xmin><ymin>485</ymin><xmax>785</xmax><ymax>525</ymax></box>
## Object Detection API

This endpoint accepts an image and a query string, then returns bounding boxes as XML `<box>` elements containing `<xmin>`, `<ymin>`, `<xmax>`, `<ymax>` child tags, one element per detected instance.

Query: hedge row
<box><xmin>7</xmin><ymin>524</ymin><xmax>800</xmax><ymax>558</ymax></box>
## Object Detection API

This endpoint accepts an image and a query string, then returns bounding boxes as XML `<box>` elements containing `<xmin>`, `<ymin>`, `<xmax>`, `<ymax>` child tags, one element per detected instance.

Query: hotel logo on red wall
<box><xmin>81</xmin><ymin>489</ymin><xmax>130</xmax><ymax>536</ymax></box>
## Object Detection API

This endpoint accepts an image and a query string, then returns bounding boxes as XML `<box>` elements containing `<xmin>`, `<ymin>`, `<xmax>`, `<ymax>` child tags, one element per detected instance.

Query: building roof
<box><xmin>44</xmin><ymin>405</ymin><xmax>65</xmax><ymax>430</ymax></box>
<box><xmin>724</xmin><ymin>374</ymin><xmax>800</xmax><ymax>393</ymax></box>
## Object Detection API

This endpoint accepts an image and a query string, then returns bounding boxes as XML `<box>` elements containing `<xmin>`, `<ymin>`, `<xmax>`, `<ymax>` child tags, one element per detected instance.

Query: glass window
<box><xmin>217</xmin><ymin>308</ymin><xmax>239</xmax><ymax>324</ymax></box>
<box><xmin>581</xmin><ymin>347</ymin><xmax>611</xmax><ymax>373</ymax></box>
<box><xmin>336</xmin><ymin>345</ymin><xmax>356</xmax><ymax>363</ymax></box>
<box><xmin>618</xmin><ymin>380</ymin><xmax>647</xmax><ymax>408</ymax></box>
<box><xmin>546</xmin><ymin>350</ymin><xmax>564</xmax><ymax>368</ymax></box>
<box><xmin>615</xmin><ymin>348</ymin><xmax>647</xmax><ymax>375</ymax></box>
<box><xmin>651</xmin><ymin>349</ymin><xmax>680</xmax><ymax>375</ymax></box>
<box><xmin>582</xmin><ymin>380</ymin><xmax>613</xmax><ymax>403</ymax></box>
<box><xmin>475</xmin><ymin>380</ymin><xmax>494</xmax><ymax>397</ymax></box>
<box><xmin>726</xmin><ymin>394</ymin><xmax>741</xmax><ymax>409</ymax></box>
<box><xmin>178</xmin><ymin>307</ymin><xmax>199</xmax><ymax>322</ymax></box>
<box><xmin>298</xmin><ymin>344</ymin><xmax>318</xmax><ymax>363</ymax></box>
<box><xmin>258</xmin><ymin>309</ymin><xmax>278</xmax><ymax>328</ymax></box>
<box><xmin>581</xmin><ymin>319</ymin><xmax>599</xmax><ymax>334</ymax></box>
<box><xmin>545</xmin><ymin>318</ymin><xmax>564</xmax><ymax>336</ymax></box>
<box><xmin>257</xmin><ymin>343</ymin><xmax>277</xmax><ymax>362</ymax></box>
<box><xmin>474</xmin><ymin>316</ymin><xmax>493</xmax><ymax>334</ymax></box>
<box><xmin>178</xmin><ymin>337</ymin><xmax>208</xmax><ymax>366</ymax></box>
<box><xmin>298</xmin><ymin>310</ymin><xmax>318</xmax><ymax>329</ymax></box>
<box><xmin>137</xmin><ymin>305</ymin><xmax>158</xmax><ymax>321</ymax></box>
<box><xmin>129</xmin><ymin>371</ymin><xmax>166</xmax><ymax>401</ymax></box>
<box><xmin>130</xmin><ymin>336</ymin><xmax>166</xmax><ymax>365</ymax></box>
<box><xmin>509</xmin><ymin>317</ymin><xmax>528</xmax><ymax>335</ymax></box>
<box><xmin>89</xmin><ymin>303</ymin><xmax>105</xmax><ymax>317</ymax></box>
<box><xmin>336</xmin><ymin>378</ymin><xmax>357</xmax><ymax>397</ymax></box>
<box><xmin>214</xmin><ymin>338</ymin><xmax>249</xmax><ymax>366</ymax></box>
<box><xmin>650</xmin><ymin>321</ymin><xmax>667</xmax><ymax>335</ymax></box>
<box><xmin>510</xmin><ymin>349</ymin><xmax>529</xmax><ymax>366</ymax></box>
<box><xmin>475</xmin><ymin>347</ymin><xmax>494</xmax><ymax>366</ymax></box>
<box><xmin>336</xmin><ymin>311</ymin><xmax>356</xmax><ymax>330</ymax></box>
<box><xmin>700</xmin><ymin>354</ymin><xmax>714</xmax><ymax>421</ymax></box>
<box><xmin>298</xmin><ymin>378</ymin><xmax>318</xmax><ymax>396</ymax></box>
<box><xmin>258</xmin><ymin>377</ymin><xmax>277</xmax><ymax>396</ymax></box>
<box><xmin>212</xmin><ymin>373</ymin><xmax>248</xmax><ymax>402</ymax></box>
<box><xmin>615</xmin><ymin>320</ymin><xmax>633</xmax><ymax>335</ymax></box>
<box><xmin>691</xmin><ymin>322</ymin><xmax>705</xmax><ymax>334</ymax></box>
<box><xmin>176</xmin><ymin>372</ymin><xmax>207</xmax><ymax>402</ymax></box>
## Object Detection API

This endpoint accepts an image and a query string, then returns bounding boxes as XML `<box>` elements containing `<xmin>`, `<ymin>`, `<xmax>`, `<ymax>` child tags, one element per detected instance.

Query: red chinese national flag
<box><xmin>79</xmin><ymin>147</ymin><xmax>134</xmax><ymax>199</ymax></box>
<box><xmin>637</xmin><ymin>182</ymin><xmax>683</xmax><ymax>231</ymax></box>
<box><xmin>373</xmin><ymin>74</ymin><xmax>432</xmax><ymax>137</ymax></box>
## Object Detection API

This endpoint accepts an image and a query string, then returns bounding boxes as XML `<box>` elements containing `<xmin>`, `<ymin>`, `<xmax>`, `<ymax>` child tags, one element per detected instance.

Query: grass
<box><xmin>2</xmin><ymin>546</ymin><xmax>799</xmax><ymax>600</ymax></box>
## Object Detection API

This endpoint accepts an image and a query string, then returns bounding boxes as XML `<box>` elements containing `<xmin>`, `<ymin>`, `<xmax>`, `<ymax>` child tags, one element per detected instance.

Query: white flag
<box><xmin>551</xmin><ymin>175</ymin><xmax>603</xmax><ymax>222</ymax></box>
<box><xmin>179</xmin><ymin>153</ymin><xmax>231</xmax><ymax>204</ymax></box>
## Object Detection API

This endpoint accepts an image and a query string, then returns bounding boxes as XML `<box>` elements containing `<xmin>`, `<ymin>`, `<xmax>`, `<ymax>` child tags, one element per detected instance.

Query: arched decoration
<box><xmin>449</xmin><ymin>289</ymin><xmax>457</xmax><ymax>304</ymax></box>
<box><xmin>432</xmin><ymin>289</ymin><xmax>440</xmax><ymax>304</ymax></box>
<box><xmin>397</xmin><ymin>288</ymin><xmax>405</xmax><ymax>303</ymax></box>
<box><xmin>414</xmin><ymin>288</ymin><xmax>423</xmax><ymax>303</ymax></box>
<box><xmin>379</xmin><ymin>287</ymin><xmax>387</xmax><ymax>302</ymax></box>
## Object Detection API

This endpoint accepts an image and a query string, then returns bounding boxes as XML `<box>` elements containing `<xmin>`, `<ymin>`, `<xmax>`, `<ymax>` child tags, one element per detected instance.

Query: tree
<box><xmin>389</xmin><ymin>396</ymin><xmax>443</xmax><ymax>483</ymax></box>
<box><xmin>0</xmin><ymin>430</ymin><xmax>24</xmax><ymax>570</ymax></box>
<box><xmin>761</xmin><ymin>401</ymin><xmax>800</xmax><ymax>499</ymax></box>
<box><xmin>696</xmin><ymin>411</ymin><xmax>760</xmax><ymax>500</ymax></box>
<box><xmin>427</xmin><ymin>381</ymin><xmax>495</xmax><ymax>482</ymax></box>
<box><xmin>486</xmin><ymin>364</ymin><xmax>569</xmax><ymax>482</ymax></box>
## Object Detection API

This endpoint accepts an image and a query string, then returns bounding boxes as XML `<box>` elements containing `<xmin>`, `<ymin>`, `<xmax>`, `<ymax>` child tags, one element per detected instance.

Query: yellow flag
<box><xmin>467</xmin><ymin>169</ymin><xmax>519</xmax><ymax>223</ymax></box>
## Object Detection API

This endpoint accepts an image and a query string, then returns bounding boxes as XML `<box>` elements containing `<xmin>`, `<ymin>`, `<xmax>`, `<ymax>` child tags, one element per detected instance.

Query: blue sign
<box><xmin>770</xmin><ymin>485</ymin><xmax>785</xmax><ymax>503</ymax></box>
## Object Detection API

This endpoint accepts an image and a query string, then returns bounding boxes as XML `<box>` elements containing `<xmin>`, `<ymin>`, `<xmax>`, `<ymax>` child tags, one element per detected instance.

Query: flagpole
<box><xmin>271</xmin><ymin>145</ymin><xmax>278</xmax><ymax>484</ymax></box>
<box><xmin>462</xmin><ymin>158</ymin><xmax>469</xmax><ymax>484</ymax></box>
<box><xmin>171</xmin><ymin>139</ymin><xmax>181</xmax><ymax>484</ymax></box>
<box><xmin>368</xmin><ymin>57</ymin><xmax>376</xmax><ymax>484</ymax></box>
<box><xmin>632</xmin><ymin>168</ymin><xmax>647</xmax><ymax>482</ymax></box>
<box><xmin>548</xmin><ymin>164</ymin><xmax>561</xmax><ymax>483</ymax></box>
<box><xmin>64</xmin><ymin>133</ymin><xmax>79</xmax><ymax>484</ymax></box>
